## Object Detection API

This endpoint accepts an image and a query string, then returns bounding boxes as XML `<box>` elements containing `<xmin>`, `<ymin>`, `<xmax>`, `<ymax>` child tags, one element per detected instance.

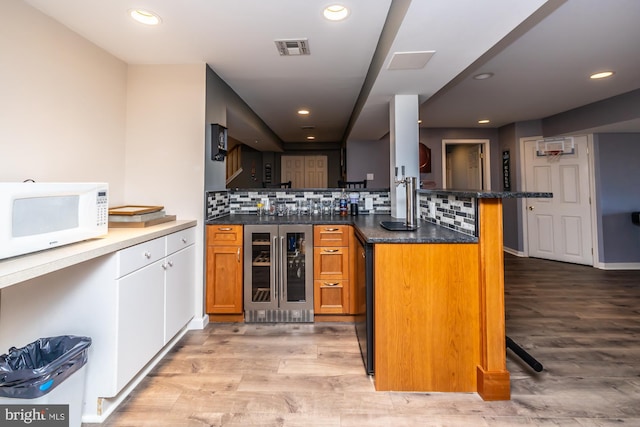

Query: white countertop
<box><xmin>0</xmin><ymin>220</ymin><xmax>197</xmax><ymax>289</ymax></box>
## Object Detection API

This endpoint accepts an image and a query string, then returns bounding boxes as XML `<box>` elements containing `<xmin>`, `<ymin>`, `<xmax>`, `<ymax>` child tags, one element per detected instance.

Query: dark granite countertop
<box><xmin>207</xmin><ymin>214</ymin><xmax>476</xmax><ymax>244</ymax></box>
<box><xmin>228</xmin><ymin>187</ymin><xmax>391</xmax><ymax>192</ymax></box>
<box><xmin>419</xmin><ymin>188</ymin><xmax>552</xmax><ymax>198</ymax></box>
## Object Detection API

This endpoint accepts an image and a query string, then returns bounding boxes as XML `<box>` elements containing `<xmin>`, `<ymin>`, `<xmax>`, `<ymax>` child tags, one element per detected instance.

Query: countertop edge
<box><xmin>0</xmin><ymin>220</ymin><xmax>197</xmax><ymax>289</ymax></box>
<box><xmin>418</xmin><ymin>189</ymin><xmax>553</xmax><ymax>198</ymax></box>
<box><xmin>207</xmin><ymin>214</ymin><xmax>477</xmax><ymax>245</ymax></box>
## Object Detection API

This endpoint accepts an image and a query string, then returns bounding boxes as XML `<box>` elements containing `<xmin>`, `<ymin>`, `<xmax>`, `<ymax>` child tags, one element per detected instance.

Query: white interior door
<box><xmin>465</xmin><ymin>144</ymin><xmax>482</xmax><ymax>189</ymax></box>
<box><xmin>281</xmin><ymin>156</ymin><xmax>305</xmax><ymax>187</ymax></box>
<box><xmin>524</xmin><ymin>135</ymin><xmax>593</xmax><ymax>265</ymax></box>
<box><xmin>281</xmin><ymin>155</ymin><xmax>327</xmax><ymax>188</ymax></box>
<box><xmin>305</xmin><ymin>155</ymin><xmax>327</xmax><ymax>188</ymax></box>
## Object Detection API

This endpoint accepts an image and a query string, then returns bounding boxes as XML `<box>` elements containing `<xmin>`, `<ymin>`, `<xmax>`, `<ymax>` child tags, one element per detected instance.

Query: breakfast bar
<box><xmin>207</xmin><ymin>188</ymin><xmax>550</xmax><ymax>400</ymax></box>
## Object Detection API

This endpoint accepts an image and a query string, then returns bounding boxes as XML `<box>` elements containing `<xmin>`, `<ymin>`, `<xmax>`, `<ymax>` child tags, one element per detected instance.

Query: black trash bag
<box><xmin>0</xmin><ymin>335</ymin><xmax>91</xmax><ymax>399</ymax></box>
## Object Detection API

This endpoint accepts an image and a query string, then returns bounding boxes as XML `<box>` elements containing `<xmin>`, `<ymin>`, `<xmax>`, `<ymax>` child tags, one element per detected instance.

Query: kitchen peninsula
<box><xmin>207</xmin><ymin>188</ymin><xmax>551</xmax><ymax>400</ymax></box>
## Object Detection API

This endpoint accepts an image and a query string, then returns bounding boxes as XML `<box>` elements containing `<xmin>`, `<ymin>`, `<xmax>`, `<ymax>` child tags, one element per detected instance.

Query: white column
<box><xmin>389</xmin><ymin>94</ymin><xmax>419</xmax><ymax>218</ymax></box>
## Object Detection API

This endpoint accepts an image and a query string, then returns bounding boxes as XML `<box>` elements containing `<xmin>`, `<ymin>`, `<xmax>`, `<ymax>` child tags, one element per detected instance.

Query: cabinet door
<box><xmin>314</xmin><ymin>279</ymin><xmax>348</xmax><ymax>314</ymax></box>
<box><xmin>165</xmin><ymin>245</ymin><xmax>195</xmax><ymax>342</ymax></box>
<box><xmin>314</xmin><ymin>246</ymin><xmax>349</xmax><ymax>280</ymax></box>
<box><xmin>206</xmin><ymin>245</ymin><xmax>243</xmax><ymax>313</ymax></box>
<box><xmin>117</xmin><ymin>260</ymin><xmax>164</xmax><ymax>391</ymax></box>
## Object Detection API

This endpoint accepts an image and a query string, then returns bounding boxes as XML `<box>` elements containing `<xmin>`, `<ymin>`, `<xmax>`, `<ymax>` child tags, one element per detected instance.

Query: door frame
<box><xmin>518</xmin><ymin>134</ymin><xmax>600</xmax><ymax>266</ymax></box>
<box><xmin>441</xmin><ymin>139</ymin><xmax>491</xmax><ymax>190</ymax></box>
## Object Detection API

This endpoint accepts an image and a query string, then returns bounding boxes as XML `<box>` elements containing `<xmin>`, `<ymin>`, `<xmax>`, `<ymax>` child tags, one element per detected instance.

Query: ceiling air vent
<box><xmin>275</xmin><ymin>39</ymin><xmax>310</xmax><ymax>56</ymax></box>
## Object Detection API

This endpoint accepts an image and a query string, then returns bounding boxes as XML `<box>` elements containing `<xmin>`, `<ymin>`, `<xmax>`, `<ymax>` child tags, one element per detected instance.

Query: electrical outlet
<box><xmin>365</xmin><ymin>198</ymin><xmax>374</xmax><ymax>210</ymax></box>
<box><xmin>366</xmin><ymin>173</ymin><xmax>374</xmax><ymax>180</ymax></box>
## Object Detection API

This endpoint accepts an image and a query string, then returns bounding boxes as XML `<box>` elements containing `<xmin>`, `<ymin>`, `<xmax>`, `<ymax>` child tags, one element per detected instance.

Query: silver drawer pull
<box><xmin>144</xmin><ymin>251</ymin><xmax>152</xmax><ymax>259</ymax></box>
<box><xmin>324</xmin><ymin>228</ymin><xmax>339</xmax><ymax>231</ymax></box>
<box><xmin>181</xmin><ymin>237</ymin><xmax>188</xmax><ymax>244</ymax></box>
<box><xmin>323</xmin><ymin>249</ymin><xmax>339</xmax><ymax>253</ymax></box>
<box><xmin>323</xmin><ymin>282</ymin><xmax>339</xmax><ymax>287</ymax></box>
<box><xmin>167</xmin><ymin>261</ymin><xmax>174</xmax><ymax>267</ymax></box>
<box><xmin>218</xmin><ymin>227</ymin><xmax>232</xmax><ymax>231</ymax></box>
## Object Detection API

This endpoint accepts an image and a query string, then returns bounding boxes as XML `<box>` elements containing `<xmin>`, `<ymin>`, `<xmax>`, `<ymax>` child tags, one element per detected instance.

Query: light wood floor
<box><xmin>89</xmin><ymin>254</ymin><xmax>640</xmax><ymax>426</ymax></box>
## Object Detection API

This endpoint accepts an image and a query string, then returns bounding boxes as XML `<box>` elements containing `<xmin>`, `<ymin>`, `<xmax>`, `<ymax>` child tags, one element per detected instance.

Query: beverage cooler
<box><xmin>243</xmin><ymin>224</ymin><xmax>314</xmax><ymax>322</ymax></box>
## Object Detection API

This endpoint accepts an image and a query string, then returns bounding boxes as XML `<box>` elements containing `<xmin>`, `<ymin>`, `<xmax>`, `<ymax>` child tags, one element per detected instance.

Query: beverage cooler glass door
<box><xmin>280</xmin><ymin>224</ymin><xmax>313</xmax><ymax>310</ymax></box>
<box><xmin>244</xmin><ymin>224</ymin><xmax>313</xmax><ymax>322</ymax></box>
<box><xmin>244</xmin><ymin>225</ymin><xmax>277</xmax><ymax>307</ymax></box>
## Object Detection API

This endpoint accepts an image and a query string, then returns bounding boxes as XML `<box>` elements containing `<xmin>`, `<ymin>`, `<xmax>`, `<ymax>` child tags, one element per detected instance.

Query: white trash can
<box><xmin>0</xmin><ymin>336</ymin><xmax>91</xmax><ymax>427</ymax></box>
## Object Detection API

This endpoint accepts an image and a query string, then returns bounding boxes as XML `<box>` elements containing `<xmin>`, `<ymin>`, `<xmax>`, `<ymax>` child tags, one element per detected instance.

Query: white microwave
<box><xmin>0</xmin><ymin>182</ymin><xmax>109</xmax><ymax>260</ymax></box>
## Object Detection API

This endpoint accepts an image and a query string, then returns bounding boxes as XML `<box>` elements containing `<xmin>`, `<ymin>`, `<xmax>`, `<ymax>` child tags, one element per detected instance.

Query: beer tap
<box><xmin>394</xmin><ymin>165</ymin><xmax>418</xmax><ymax>228</ymax></box>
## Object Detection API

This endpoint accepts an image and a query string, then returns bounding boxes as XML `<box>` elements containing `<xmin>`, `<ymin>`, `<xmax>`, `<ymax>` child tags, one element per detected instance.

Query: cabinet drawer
<box><xmin>167</xmin><ymin>227</ymin><xmax>196</xmax><ymax>255</ymax></box>
<box><xmin>117</xmin><ymin>237</ymin><xmax>166</xmax><ymax>278</ymax></box>
<box><xmin>314</xmin><ymin>279</ymin><xmax>348</xmax><ymax>314</ymax></box>
<box><xmin>314</xmin><ymin>225</ymin><xmax>350</xmax><ymax>247</ymax></box>
<box><xmin>207</xmin><ymin>224</ymin><xmax>243</xmax><ymax>246</ymax></box>
<box><xmin>314</xmin><ymin>246</ymin><xmax>349</xmax><ymax>280</ymax></box>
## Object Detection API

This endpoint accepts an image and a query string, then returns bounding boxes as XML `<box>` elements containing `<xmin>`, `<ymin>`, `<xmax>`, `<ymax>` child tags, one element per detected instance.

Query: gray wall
<box><xmin>500</xmin><ymin>120</ymin><xmax>543</xmax><ymax>253</ymax></box>
<box><xmin>347</xmin><ymin>137</ymin><xmax>391</xmax><ymax>188</ymax></box>
<box><xmin>419</xmin><ymin>128</ymin><xmax>501</xmax><ymax>189</ymax></box>
<box><xmin>205</xmin><ymin>65</ymin><xmax>283</xmax><ymax>192</ymax></box>
<box><xmin>594</xmin><ymin>133</ymin><xmax>640</xmax><ymax>263</ymax></box>
<box><xmin>229</xmin><ymin>146</ymin><xmax>343</xmax><ymax>189</ymax></box>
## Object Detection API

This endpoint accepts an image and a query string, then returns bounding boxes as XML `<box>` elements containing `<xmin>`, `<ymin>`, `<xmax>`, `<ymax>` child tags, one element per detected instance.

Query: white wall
<box><xmin>0</xmin><ymin>0</ymin><xmax>128</xmax><ymax>202</ymax></box>
<box><xmin>124</xmin><ymin>64</ymin><xmax>207</xmax><ymax>320</ymax></box>
<box><xmin>1</xmin><ymin>1</ymin><xmax>208</xmax><ymax>323</ymax></box>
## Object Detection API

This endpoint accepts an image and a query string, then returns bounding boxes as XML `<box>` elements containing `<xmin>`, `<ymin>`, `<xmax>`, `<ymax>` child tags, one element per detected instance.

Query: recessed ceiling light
<box><xmin>298</xmin><ymin>109</ymin><xmax>310</xmax><ymax>115</ymax></box>
<box><xmin>129</xmin><ymin>9</ymin><xmax>161</xmax><ymax>25</ymax></box>
<box><xmin>473</xmin><ymin>72</ymin><xmax>494</xmax><ymax>80</ymax></box>
<box><xmin>306</xmin><ymin>136</ymin><xmax>316</xmax><ymax>140</ymax></box>
<box><xmin>590</xmin><ymin>71</ymin><xmax>615</xmax><ymax>79</ymax></box>
<box><xmin>323</xmin><ymin>5</ymin><xmax>349</xmax><ymax>21</ymax></box>
<box><xmin>478</xmin><ymin>119</ymin><xmax>490</xmax><ymax>124</ymax></box>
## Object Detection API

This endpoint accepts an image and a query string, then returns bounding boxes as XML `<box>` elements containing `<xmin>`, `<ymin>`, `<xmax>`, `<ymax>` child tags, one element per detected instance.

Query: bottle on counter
<box><xmin>339</xmin><ymin>189</ymin><xmax>348</xmax><ymax>216</ymax></box>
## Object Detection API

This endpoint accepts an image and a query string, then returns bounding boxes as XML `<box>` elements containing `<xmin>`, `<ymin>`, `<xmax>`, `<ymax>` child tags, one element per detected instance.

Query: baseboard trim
<box><xmin>81</xmin><ymin>327</ymin><xmax>189</xmax><ymax>424</ymax></box>
<box><xmin>503</xmin><ymin>247</ymin><xmax>525</xmax><ymax>257</ymax></box>
<box><xmin>594</xmin><ymin>261</ymin><xmax>640</xmax><ymax>270</ymax></box>
<box><xmin>189</xmin><ymin>314</ymin><xmax>208</xmax><ymax>330</ymax></box>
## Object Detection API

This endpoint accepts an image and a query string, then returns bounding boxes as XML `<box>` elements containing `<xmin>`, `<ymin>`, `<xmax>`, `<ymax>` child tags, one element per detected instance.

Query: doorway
<box><xmin>521</xmin><ymin>135</ymin><xmax>595</xmax><ymax>266</ymax></box>
<box><xmin>281</xmin><ymin>155</ymin><xmax>327</xmax><ymax>188</ymax></box>
<box><xmin>441</xmin><ymin>139</ymin><xmax>491</xmax><ymax>190</ymax></box>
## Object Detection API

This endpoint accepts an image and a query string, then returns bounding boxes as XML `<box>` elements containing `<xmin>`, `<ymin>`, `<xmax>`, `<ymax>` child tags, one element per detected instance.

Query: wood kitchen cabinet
<box><xmin>313</xmin><ymin>225</ymin><xmax>353</xmax><ymax>314</ymax></box>
<box><xmin>206</xmin><ymin>224</ymin><xmax>243</xmax><ymax>315</ymax></box>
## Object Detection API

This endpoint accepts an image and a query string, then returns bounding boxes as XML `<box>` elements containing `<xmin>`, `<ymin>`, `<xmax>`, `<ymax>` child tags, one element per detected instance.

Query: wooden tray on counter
<box><xmin>108</xmin><ymin>215</ymin><xmax>176</xmax><ymax>228</ymax></box>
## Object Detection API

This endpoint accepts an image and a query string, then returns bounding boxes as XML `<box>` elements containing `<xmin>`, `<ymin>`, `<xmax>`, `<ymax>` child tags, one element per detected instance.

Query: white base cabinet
<box><xmin>165</xmin><ymin>243</ymin><xmax>196</xmax><ymax>341</ymax></box>
<box><xmin>115</xmin><ymin>255</ymin><xmax>165</xmax><ymax>391</ymax></box>
<box><xmin>0</xmin><ymin>225</ymin><xmax>196</xmax><ymax>423</ymax></box>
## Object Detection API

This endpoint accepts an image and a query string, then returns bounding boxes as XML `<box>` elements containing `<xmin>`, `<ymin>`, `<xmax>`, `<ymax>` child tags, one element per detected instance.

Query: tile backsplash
<box><xmin>207</xmin><ymin>189</ymin><xmax>477</xmax><ymax>237</ymax></box>
<box><xmin>419</xmin><ymin>193</ymin><xmax>476</xmax><ymax>237</ymax></box>
<box><xmin>206</xmin><ymin>189</ymin><xmax>391</xmax><ymax>218</ymax></box>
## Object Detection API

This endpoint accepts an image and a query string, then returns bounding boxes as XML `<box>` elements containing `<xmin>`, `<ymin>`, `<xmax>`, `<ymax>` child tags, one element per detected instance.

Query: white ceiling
<box><xmin>23</xmin><ymin>0</ymin><xmax>640</xmax><ymax>149</ymax></box>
